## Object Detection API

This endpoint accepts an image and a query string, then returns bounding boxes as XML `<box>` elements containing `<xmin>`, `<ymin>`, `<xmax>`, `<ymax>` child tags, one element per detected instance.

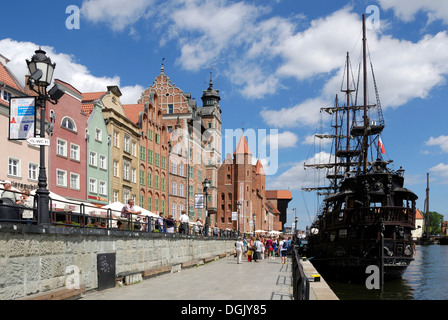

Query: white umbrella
<box><xmin>30</xmin><ymin>190</ymin><xmax>71</xmax><ymax>211</ymax></box>
<box><xmin>133</xmin><ymin>205</ymin><xmax>158</xmax><ymax>218</ymax></box>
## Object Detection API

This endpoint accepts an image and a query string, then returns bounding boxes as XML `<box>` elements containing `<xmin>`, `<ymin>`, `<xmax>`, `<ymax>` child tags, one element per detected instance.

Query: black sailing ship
<box><xmin>303</xmin><ymin>14</ymin><xmax>417</xmax><ymax>282</ymax></box>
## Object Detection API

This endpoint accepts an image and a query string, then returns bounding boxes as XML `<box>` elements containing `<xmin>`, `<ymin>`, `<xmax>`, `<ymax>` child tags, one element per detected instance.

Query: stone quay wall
<box><xmin>0</xmin><ymin>223</ymin><xmax>235</xmax><ymax>300</ymax></box>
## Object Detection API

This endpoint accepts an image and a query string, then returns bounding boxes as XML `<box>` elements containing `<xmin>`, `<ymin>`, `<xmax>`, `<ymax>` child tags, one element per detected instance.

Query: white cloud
<box><xmin>275</xmin><ymin>7</ymin><xmax>360</xmax><ymax>80</ymax></box>
<box><xmin>260</xmin><ymin>97</ymin><xmax>330</xmax><ymax>128</ymax></box>
<box><xmin>429</xmin><ymin>163</ymin><xmax>448</xmax><ymax>184</ymax></box>
<box><xmin>264</xmin><ymin>131</ymin><xmax>299</xmax><ymax>149</ymax></box>
<box><xmin>260</xmin><ymin>9</ymin><xmax>448</xmax><ymax>128</ymax></box>
<box><xmin>0</xmin><ymin>38</ymin><xmax>143</xmax><ymax>104</ymax></box>
<box><xmin>378</xmin><ymin>0</ymin><xmax>448</xmax><ymax>24</ymax></box>
<box><xmin>425</xmin><ymin>135</ymin><xmax>448</xmax><ymax>153</ymax></box>
<box><xmin>81</xmin><ymin>0</ymin><xmax>156</xmax><ymax>31</ymax></box>
<box><xmin>267</xmin><ymin>151</ymin><xmax>332</xmax><ymax>190</ymax></box>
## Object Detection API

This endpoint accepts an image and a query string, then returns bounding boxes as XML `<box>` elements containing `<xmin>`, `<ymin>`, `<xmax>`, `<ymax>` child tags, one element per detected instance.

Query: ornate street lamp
<box><xmin>202</xmin><ymin>178</ymin><xmax>211</xmax><ymax>236</ymax></box>
<box><xmin>26</xmin><ymin>48</ymin><xmax>64</xmax><ymax>225</ymax></box>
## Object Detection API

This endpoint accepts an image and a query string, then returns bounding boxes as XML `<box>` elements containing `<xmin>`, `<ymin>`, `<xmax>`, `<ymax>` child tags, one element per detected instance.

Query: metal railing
<box><xmin>0</xmin><ymin>188</ymin><xmax>237</xmax><ymax>238</ymax></box>
<box><xmin>292</xmin><ymin>246</ymin><xmax>310</xmax><ymax>300</ymax></box>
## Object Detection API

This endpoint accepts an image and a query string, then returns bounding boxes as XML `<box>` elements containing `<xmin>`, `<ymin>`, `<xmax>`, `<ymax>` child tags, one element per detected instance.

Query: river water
<box><xmin>326</xmin><ymin>245</ymin><xmax>448</xmax><ymax>300</ymax></box>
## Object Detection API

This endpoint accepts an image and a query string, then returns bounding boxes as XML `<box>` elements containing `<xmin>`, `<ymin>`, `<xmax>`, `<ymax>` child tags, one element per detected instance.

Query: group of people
<box><xmin>1</xmin><ymin>180</ymin><xmax>34</xmax><ymax>220</ymax></box>
<box><xmin>120</xmin><ymin>199</ymin><xmax>209</xmax><ymax>235</ymax></box>
<box><xmin>234</xmin><ymin>235</ymin><xmax>291</xmax><ymax>264</ymax></box>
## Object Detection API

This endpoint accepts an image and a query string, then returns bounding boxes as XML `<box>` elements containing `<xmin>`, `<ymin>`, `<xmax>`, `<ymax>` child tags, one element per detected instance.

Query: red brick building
<box><xmin>217</xmin><ymin>134</ymin><xmax>292</xmax><ymax>233</ymax></box>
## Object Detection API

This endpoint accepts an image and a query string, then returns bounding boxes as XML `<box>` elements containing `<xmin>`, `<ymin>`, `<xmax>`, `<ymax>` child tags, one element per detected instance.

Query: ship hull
<box><xmin>309</xmin><ymin>256</ymin><xmax>412</xmax><ymax>282</ymax></box>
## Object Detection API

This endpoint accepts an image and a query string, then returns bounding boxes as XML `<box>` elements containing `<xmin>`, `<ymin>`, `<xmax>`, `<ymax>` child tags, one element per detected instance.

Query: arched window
<box><xmin>61</xmin><ymin>116</ymin><xmax>77</xmax><ymax>132</ymax></box>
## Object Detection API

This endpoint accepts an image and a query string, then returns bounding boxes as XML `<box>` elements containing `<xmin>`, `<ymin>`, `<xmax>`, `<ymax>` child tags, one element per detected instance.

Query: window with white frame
<box><xmin>99</xmin><ymin>181</ymin><xmax>107</xmax><ymax>195</ymax></box>
<box><xmin>56</xmin><ymin>169</ymin><xmax>67</xmax><ymax>187</ymax></box>
<box><xmin>123</xmin><ymin>161</ymin><xmax>130</xmax><ymax>181</ymax></box>
<box><xmin>113</xmin><ymin>161</ymin><xmax>119</xmax><ymax>177</ymax></box>
<box><xmin>70</xmin><ymin>144</ymin><xmax>80</xmax><ymax>161</ymax></box>
<box><xmin>113</xmin><ymin>131</ymin><xmax>119</xmax><ymax>147</ymax></box>
<box><xmin>131</xmin><ymin>168</ymin><xmax>136</xmax><ymax>183</ymax></box>
<box><xmin>179</xmin><ymin>163</ymin><xmax>184</xmax><ymax>176</ymax></box>
<box><xmin>70</xmin><ymin>173</ymin><xmax>80</xmax><ymax>190</ymax></box>
<box><xmin>89</xmin><ymin>151</ymin><xmax>97</xmax><ymax>167</ymax></box>
<box><xmin>171</xmin><ymin>182</ymin><xmax>177</xmax><ymax>196</ymax></box>
<box><xmin>61</xmin><ymin>117</ymin><xmax>76</xmax><ymax>132</ymax></box>
<box><xmin>124</xmin><ymin>135</ymin><xmax>130</xmax><ymax>153</ymax></box>
<box><xmin>89</xmin><ymin>178</ymin><xmax>97</xmax><ymax>193</ymax></box>
<box><xmin>131</xmin><ymin>142</ymin><xmax>136</xmax><ymax>156</ymax></box>
<box><xmin>172</xmin><ymin>204</ymin><xmax>177</xmax><ymax>218</ymax></box>
<box><xmin>99</xmin><ymin>155</ymin><xmax>107</xmax><ymax>170</ymax></box>
<box><xmin>171</xmin><ymin>161</ymin><xmax>177</xmax><ymax>174</ymax></box>
<box><xmin>113</xmin><ymin>190</ymin><xmax>119</xmax><ymax>202</ymax></box>
<box><xmin>179</xmin><ymin>184</ymin><xmax>184</xmax><ymax>197</ymax></box>
<box><xmin>8</xmin><ymin>158</ymin><xmax>20</xmax><ymax>177</ymax></box>
<box><xmin>57</xmin><ymin>139</ymin><xmax>67</xmax><ymax>157</ymax></box>
<box><xmin>28</xmin><ymin>163</ymin><xmax>38</xmax><ymax>181</ymax></box>
<box><xmin>95</xmin><ymin>128</ymin><xmax>102</xmax><ymax>141</ymax></box>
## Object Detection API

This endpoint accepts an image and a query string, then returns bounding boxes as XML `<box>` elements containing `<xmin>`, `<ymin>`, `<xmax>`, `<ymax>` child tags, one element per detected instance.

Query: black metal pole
<box><xmin>204</xmin><ymin>191</ymin><xmax>209</xmax><ymax>236</ymax></box>
<box><xmin>36</xmin><ymin>95</ymin><xmax>50</xmax><ymax>225</ymax></box>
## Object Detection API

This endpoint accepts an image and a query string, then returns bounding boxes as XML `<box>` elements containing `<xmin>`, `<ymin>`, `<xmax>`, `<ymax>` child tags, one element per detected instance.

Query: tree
<box><xmin>426</xmin><ymin>211</ymin><xmax>444</xmax><ymax>235</ymax></box>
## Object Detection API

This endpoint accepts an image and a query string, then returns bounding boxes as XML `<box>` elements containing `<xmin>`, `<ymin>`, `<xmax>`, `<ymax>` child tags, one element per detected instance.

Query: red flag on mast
<box><xmin>378</xmin><ymin>137</ymin><xmax>385</xmax><ymax>154</ymax></box>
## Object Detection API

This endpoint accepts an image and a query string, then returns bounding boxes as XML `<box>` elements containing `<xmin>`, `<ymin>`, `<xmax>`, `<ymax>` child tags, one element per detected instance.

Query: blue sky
<box><xmin>2</xmin><ymin>0</ymin><xmax>448</xmax><ymax>230</ymax></box>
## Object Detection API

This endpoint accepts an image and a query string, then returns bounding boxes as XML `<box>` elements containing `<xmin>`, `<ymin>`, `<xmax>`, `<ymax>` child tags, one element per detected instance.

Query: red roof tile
<box><xmin>255</xmin><ymin>159</ymin><xmax>265</xmax><ymax>175</ymax></box>
<box><xmin>233</xmin><ymin>135</ymin><xmax>252</xmax><ymax>155</ymax></box>
<box><xmin>81</xmin><ymin>103</ymin><xmax>95</xmax><ymax>115</ymax></box>
<box><xmin>123</xmin><ymin>104</ymin><xmax>144</xmax><ymax>125</ymax></box>
<box><xmin>82</xmin><ymin>91</ymin><xmax>106</xmax><ymax>102</ymax></box>
<box><xmin>0</xmin><ymin>60</ymin><xmax>24</xmax><ymax>93</ymax></box>
<box><xmin>416</xmin><ymin>209</ymin><xmax>423</xmax><ymax>219</ymax></box>
<box><xmin>266</xmin><ymin>190</ymin><xmax>293</xmax><ymax>200</ymax></box>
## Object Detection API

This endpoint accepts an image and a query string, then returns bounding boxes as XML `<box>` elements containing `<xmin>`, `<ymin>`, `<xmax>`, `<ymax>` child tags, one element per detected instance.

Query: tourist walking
<box><xmin>179</xmin><ymin>210</ymin><xmax>189</xmax><ymax>234</ymax></box>
<box><xmin>166</xmin><ymin>214</ymin><xmax>175</xmax><ymax>233</ymax></box>
<box><xmin>272</xmin><ymin>238</ymin><xmax>278</xmax><ymax>258</ymax></box>
<box><xmin>279</xmin><ymin>236</ymin><xmax>288</xmax><ymax>264</ymax></box>
<box><xmin>235</xmin><ymin>237</ymin><xmax>244</xmax><ymax>264</ymax></box>
<box><xmin>248</xmin><ymin>236</ymin><xmax>255</xmax><ymax>262</ymax></box>
<box><xmin>253</xmin><ymin>237</ymin><xmax>263</xmax><ymax>262</ymax></box>
<box><xmin>265</xmin><ymin>236</ymin><xmax>274</xmax><ymax>259</ymax></box>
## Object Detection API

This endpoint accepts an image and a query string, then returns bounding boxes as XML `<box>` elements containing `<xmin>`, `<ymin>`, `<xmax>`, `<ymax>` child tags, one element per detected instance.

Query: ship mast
<box><xmin>357</xmin><ymin>13</ymin><xmax>369</xmax><ymax>174</ymax></box>
<box><xmin>425</xmin><ymin>172</ymin><xmax>430</xmax><ymax>237</ymax></box>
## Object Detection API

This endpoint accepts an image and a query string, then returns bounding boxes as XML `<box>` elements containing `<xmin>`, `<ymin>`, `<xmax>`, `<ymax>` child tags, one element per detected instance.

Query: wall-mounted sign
<box><xmin>194</xmin><ymin>193</ymin><xmax>204</xmax><ymax>209</ymax></box>
<box><xmin>8</xmin><ymin>97</ymin><xmax>36</xmax><ymax>140</ymax></box>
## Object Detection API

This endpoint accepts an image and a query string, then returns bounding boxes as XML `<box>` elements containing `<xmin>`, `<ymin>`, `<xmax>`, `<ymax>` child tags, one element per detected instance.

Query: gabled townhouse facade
<box><xmin>83</xmin><ymin>100</ymin><xmax>111</xmax><ymax>206</ymax></box>
<box><xmin>85</xmin><ymin>86</ymin><xmax>140</xmax><ymax>204</ymax></box>
<box><xmin>123</xmin><ymin>99</ymin><xmax>169</xmax><ymax>215</ymax></box>
<box><xmin>46</xmin><ymin>79</ymin><xmax>87</xmax><ymax>202</ymax></box>
<box><xmin>0</xmin><ymin>54</ymin><xmax>41</xmax><ymax>191</ymax></box>
<box><xmin>138</xmin><ymin>66</ymin><xmax>215</xmax><ymax>223</ymax></box>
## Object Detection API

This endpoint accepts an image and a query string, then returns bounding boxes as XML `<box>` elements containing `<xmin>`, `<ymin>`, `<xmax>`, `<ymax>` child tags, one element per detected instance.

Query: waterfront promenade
<box><xmin>81</xmin><ymin>255</ymin><xmax>293</xmax><ymax>300</ymax></box>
